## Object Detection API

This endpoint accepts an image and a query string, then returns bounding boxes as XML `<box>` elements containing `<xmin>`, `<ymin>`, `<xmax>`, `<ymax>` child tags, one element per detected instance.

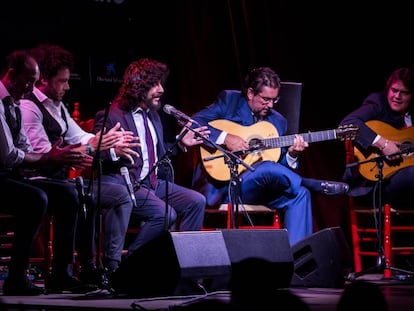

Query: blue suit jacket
<box><xmin>191</xmin><ymin>90</ymin><xmax>291</xmax><ymax>207</ymax></box>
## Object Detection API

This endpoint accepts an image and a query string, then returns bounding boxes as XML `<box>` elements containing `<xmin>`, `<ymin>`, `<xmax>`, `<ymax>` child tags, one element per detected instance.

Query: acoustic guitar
<box><xmin>353</xmin><ymin>120</ymin><xmax>414</xmax><ymax>181</ymax></box>
<box><xmin>200</xmin><ymin>119</ymin><xmax>359</xmax><ymax>182</ymax></box>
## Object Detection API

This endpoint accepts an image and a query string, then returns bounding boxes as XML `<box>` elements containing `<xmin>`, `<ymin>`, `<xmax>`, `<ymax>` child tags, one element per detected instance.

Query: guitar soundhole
<box><xmin>249</xmin><ymin>138</ymin><xmax>265</xmax><ymax>151</ymax></box>
<box><xmin>400</xmin><ymin>141</ymin><xmax>414</xmax><ymax>156</ymax></box>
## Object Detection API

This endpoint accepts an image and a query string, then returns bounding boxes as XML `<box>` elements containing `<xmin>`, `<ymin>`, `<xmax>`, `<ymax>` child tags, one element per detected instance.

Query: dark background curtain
<box><xmin>1</xmin><ymin>0</ymin><xmax>412</xmax><ymax>238</ymax></box>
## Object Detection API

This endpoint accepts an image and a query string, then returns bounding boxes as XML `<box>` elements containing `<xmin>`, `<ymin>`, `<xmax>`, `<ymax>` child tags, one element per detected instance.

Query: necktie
<box><xmin>141</xmin><ymin>110</ymin><xmax>157</xmax><ymax>189</ymax></box>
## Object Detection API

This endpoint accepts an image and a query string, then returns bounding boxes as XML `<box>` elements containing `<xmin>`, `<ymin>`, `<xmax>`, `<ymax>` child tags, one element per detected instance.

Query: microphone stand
<box><xmin>192</xmin><ymin>127</ymin><xmax>255</xmax><ymax>229</ymax></box>
<box><xmin>86</xmin><ymin>102</ymin><xmax>112</xmax><ymax>290</ymax></box>
<box><xmin>138</xmin><ymin>119</ymin><xmax>254</xmax><ymax>230</ymax></box>
<box><xmin>139</xmin><ymin>128</ymin><xmax>191</xmax><ymax>231</ymax></box>
<box><xmin>346</xmin><ymin>149</ymin><xmax>414</xmax><ymax>281</ymax></box>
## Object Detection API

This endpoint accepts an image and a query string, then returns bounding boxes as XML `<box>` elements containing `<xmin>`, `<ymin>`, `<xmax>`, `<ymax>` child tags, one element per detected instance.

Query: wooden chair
<box><xmin>219</xmin><ymin>203</ymin><xmax>281</xmax><ymax>229</ymax></box>
<box><xmin>189</xmin><ymin>147</ymin><xmax>282</xmax><ymax>231</ymax></box>
<box><xmin>0</xmin><ymin>213</ymin><xmax>53</xmax><ymax>280</ymax></box>
<box><xmin>345</xmin><ymin>140</ymin><xmax>414</xmax><ymax>277</ymax></box>
<box><xmin>68</xmin><ymin>103</ymin><xmax>94</xmax><ymax>179</ymax></box>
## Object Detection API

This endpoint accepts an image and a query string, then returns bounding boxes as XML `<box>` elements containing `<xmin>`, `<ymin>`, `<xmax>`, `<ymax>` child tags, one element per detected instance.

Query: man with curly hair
<box><xmin>93</xmin><ymin>58</ymin><xmax>209</xmax><ymax>277</ymax></box>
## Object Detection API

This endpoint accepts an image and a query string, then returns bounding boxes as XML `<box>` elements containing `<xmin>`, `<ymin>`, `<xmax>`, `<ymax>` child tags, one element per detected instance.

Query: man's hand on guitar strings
<box><xmin>224</xmin><ymin>133</ymin><xmax>249</xmax><ymax>152</ymax></box>
<box><xmin>288</xmin><ymin>134</ymin><xmax>308</xmax><ymax>157</ymax></box>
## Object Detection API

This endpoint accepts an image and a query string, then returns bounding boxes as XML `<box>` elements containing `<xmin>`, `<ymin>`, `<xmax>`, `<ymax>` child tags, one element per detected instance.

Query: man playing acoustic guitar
<box><xmin>341</xmin><ymin>67</ymin><xmax>414</xmax><ymax>209</ymax></box>
<box><xmin>190</xmin><ymin>67</ymin><xmax>352</xmax><ymax>245</ymax></box>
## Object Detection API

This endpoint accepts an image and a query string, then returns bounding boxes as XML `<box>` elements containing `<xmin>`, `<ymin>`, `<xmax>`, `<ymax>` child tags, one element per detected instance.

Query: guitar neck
<box><xmin>266</xmin><ymin>129</ymin><xmax>338</xmax><ymax>148</ymax></box>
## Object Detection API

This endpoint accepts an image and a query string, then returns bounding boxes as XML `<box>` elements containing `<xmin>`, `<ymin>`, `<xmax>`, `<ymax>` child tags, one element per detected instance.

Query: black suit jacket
<box><xmin>341</xmin><ymin>92</ymin><xmax>408</xmax><ymax>150</ymax></box>
<box><xmin>340</xmin><ymin>91</ymin><xmax>411</xmax><ymax>195</ymax></box>
<box><xmin>93</xmin><ymin>102</ymin><xmax>171</xmax><ymax>187</ymax></box>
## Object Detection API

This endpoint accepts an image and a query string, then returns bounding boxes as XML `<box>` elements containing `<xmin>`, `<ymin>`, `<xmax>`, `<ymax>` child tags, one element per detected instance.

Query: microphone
<box><xmin>120</xmin><ymin>166</ymin><xmax>137</xmax><ymax>208</ymax></box>
<box><xmin>163</xmin><ymin>104</ymin><xmax>199</xmax><ymax>125</ymax></box>
<box><xmin>75</xmin><ymin>176</ymin><xmax>87</xmax><ymax>220</ymax></box>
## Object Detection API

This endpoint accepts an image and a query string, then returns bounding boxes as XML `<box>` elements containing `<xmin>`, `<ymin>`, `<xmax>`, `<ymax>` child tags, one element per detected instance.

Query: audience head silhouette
<box><xmin>337</xmin><ymin>280</ymin><xmax>389</xmax><ymax>311</ymax></box>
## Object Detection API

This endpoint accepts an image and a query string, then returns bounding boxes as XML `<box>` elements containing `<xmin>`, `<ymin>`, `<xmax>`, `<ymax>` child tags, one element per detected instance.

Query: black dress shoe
<box><xmin>80</xmin><ymin>267</ymin><xmax>115</xmax><ymax>291</ymax></box>
<box><xmin>100</xmin><ymin>268</ymin><xmax>116</xmax><ymax>292</ymax></box>
<box><xmin>2</xmin><ymin>278</ymin><xmax>44</xmax><ymax>296</ymax></box>
<box><xmin>320</xmin><ymin>181</ymin><xmax>349</xmax><ymax>195</ymax></box>
<box><xmin>302</xmin><ymin>178</ymin><xmax>350</xmax><ymax>196</ymax></box>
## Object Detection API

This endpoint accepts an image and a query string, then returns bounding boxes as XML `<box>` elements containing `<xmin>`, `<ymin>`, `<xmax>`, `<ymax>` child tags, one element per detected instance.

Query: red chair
<box><xmin>345</xmin><ymin>140</ymin><xmax>414</xmax><ymax>277</ymax></box>
<box><xmin>203</xmin><ymin>203</ymin><xmax>281</xmax><ymax>230</ymax></box>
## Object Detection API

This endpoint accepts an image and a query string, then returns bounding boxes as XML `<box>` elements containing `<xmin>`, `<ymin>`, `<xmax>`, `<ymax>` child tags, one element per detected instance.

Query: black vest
<box><xmin>24</xmin><ymin>93</ymin><xmax>69</xmax><ymax>179</ymax></box>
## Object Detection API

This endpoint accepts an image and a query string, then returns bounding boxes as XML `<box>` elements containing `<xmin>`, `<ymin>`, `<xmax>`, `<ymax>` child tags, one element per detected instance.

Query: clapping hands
<box><xmin>48</xmin><ymin>137</ymin><xmax>93</xmax><ymax>170</ymax></box>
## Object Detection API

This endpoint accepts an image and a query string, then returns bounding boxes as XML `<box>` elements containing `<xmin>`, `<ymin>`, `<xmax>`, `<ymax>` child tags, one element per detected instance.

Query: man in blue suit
<box><xmin>191</xmin><ymin>67</ymin><xmax>348</xmax><ymax>245</ymax></box>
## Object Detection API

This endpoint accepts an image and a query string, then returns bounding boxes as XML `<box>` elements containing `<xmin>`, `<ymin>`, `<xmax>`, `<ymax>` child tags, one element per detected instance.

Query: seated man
<box><xmin>190</xmin><ymin>67</ymin><xmax>349</xmax><ymax>245</ymax></box>
<box><xmin>0</xmin><ymin>49</ymin><xmax>92</xmax><ymax>295</ymax></box>
<box><xmin>93</xmin><ymin>58</ymin><xmax>209</xmax><ymax>267</ymax></box>
<box><xmin>340</xmin><ymin>67</ymin><xmax>414</xmax><ymax>207</ymax></box>
<box><xmin>20</xmin><ymin>43</ymin><xmax>139</xmax><ymax>289</ymax></box>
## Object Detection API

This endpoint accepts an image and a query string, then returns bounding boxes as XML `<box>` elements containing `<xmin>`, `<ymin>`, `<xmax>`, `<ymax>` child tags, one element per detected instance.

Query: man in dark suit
<box><xmin>340</xmin><ymin>67</ymin><xmax>414</xmax><ymax>208</ymax></box>
<box><xmin>93</xmin><ymin>58</ymin><xmax>208</xmax><ymax>270</ymax></box>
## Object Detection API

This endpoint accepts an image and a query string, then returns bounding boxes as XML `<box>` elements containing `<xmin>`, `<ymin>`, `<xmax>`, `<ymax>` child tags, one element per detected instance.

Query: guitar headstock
<box><xmin>336</xmin><ymin>124</ymin><xmax>359</xmax><ymax>141</ymax></box>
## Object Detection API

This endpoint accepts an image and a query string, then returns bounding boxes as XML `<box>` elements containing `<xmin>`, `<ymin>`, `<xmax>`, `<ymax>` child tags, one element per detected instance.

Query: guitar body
<box><xmin>200</xmin><ymin>120</ymin><xmax>281</xmax><ymax>182</ymax></box>
<box><xmin>354</xmin><ymin>120</ymin><xmax>414</xmax><ymax>181</ymax></box>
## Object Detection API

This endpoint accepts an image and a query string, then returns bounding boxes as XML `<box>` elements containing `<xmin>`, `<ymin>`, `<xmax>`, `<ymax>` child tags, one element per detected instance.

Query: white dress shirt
<box><xmin>20</xmin><ymin>87</ymin><xmax>94</xmax><ymax>153</ymax></box>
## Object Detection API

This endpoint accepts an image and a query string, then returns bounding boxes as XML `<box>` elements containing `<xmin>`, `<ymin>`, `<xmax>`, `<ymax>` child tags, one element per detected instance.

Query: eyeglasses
<box><xmin>390</xmin><ymin>87</ymin><xmax>411</xmax><ymax>96</ymax></box>
<box><xmin>257</xmin><ymin>94</ymin><xmax>280</xmax><ymax>104</ymax></box>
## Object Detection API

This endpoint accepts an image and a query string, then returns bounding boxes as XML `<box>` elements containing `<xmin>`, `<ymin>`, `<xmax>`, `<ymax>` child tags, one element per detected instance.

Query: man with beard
<box><xmin>93</xmin><ymin>58</ymin><xmax>209</xmax><ymax>277</ymax></box>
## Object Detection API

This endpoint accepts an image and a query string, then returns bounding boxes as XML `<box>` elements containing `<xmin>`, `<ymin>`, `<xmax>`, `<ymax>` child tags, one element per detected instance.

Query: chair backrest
<box><xmin>68</xmin><ymin>104</ymin><xmax>94</xmax><ymax>179</ymax></box>
<box><xmin>276</xmin><ymin>81</ymin><xmax>303</xmax><ymax>135</ymax></box>
<box><xmin>79</xmin><ymin>119</ymin><xmax>95</xmax><ymax>132</ymax></box>
<box><xmin>345</xmin><ymin>140</ymin><xmax>355</xmax><ymax>163</ymax></box>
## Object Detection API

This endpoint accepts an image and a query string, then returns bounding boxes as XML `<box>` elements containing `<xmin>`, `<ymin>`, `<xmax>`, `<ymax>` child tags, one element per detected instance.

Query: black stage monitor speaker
<box><xmin>111</xmin><ymin>231</ymin><xmax>232</xmax><ymax>297</ymax></box>
<box><xmin>290</xmin><ymin>227</ymin><xmax>353</xmax><ymax>288</ymax></box>
<box><xmin>220</xmin><ymin>229</ymin><xmax>294</xmax><ymax>290</ymax></box>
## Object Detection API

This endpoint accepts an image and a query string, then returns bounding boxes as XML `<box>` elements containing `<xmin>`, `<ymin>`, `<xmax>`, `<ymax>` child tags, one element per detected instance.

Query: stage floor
<box><xmin>1</xmin><ymin>274</ymin><xmax>414</xmax><ymax>311</ymax></box>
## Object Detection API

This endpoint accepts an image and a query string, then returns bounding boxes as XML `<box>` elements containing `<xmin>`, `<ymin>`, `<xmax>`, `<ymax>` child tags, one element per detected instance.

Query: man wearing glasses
<box><xmin>190</xmin><ymin>67</ymin><xmax>348</xmax><ymax>245</ymax></box>
<box><xmin>340</xmin><ymin>67</ymin><xmax>414</xmax><ymax>209</ymax></box>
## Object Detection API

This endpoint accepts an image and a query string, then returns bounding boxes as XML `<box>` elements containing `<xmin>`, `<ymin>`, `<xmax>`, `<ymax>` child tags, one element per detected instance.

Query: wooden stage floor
<box><xmin>2</xmin><ymin>274</ymin><xmax>414</xmax><ymax>311</ymax></box>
